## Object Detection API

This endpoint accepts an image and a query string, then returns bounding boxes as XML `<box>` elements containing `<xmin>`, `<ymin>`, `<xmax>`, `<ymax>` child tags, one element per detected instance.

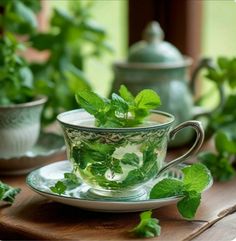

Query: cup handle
<box><xmin>157</xmin><ymin>120</ymin><xmax>204</xmax><ymax>177</ymax></box>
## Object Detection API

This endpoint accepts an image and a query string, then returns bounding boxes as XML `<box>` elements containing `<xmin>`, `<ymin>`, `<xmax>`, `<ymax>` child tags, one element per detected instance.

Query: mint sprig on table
<box><xmin>50</xmin><ymin>173</ymin><xmax>81</xmax><ymax>195</ymax></box>
<box><xmin>75</xmin><ymin>85</ymin><xmax>161</xmax><ymax>127</ymax></box>
<box><xmin>0</xmin><ymin>181</ymin><xmax>21</xmax><ymax>204</ymax></box>
<box><xmin>130</xmin><ymin>210</ymin><xmax>161</xmax><ymax>238</ymax></box>
<box><xmin>150</xmin><ymin>163</ymin><xmax>212</xmax><ymax>219</ymax></box>
<box><xmin>198</xmin><ymin>131</ymin><xmax>236</xmax><ymax>181</ymax></box>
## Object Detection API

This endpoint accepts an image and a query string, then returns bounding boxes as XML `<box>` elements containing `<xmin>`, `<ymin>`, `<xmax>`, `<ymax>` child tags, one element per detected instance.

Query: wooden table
<box><xmin>1</xmin><ymin>158</ymin><xmax>236</xmax><ymax>240</ymax></box>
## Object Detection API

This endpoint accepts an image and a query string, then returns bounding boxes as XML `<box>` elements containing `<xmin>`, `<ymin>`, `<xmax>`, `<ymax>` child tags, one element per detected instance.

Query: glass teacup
<box><xmin>57</xmin><ymin>109</ymin><xmax>204</xmax><ymax>200</ymax></box>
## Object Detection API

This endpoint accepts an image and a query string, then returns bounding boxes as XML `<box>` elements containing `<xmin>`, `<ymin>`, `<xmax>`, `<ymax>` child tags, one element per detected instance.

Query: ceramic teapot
<box><xmin>112</xmin><ymin>21</ymin><xmax>224</xmax><ymax>146</ymax></box>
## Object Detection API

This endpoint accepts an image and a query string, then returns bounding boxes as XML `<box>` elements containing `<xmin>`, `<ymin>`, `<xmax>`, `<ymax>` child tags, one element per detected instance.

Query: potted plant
<box><xmin>0</xmin><ymin>0</ymin><xmax>46</xmax><ymax>158</ymax></box>
<box><xmin>0</xmin><ymin>34</ymin><xmax>47</xmax><ymax>158</ymax></box>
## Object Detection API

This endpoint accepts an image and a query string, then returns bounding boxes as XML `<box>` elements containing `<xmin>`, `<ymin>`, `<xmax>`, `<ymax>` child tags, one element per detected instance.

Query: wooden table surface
<box><xmin>1</xmin><ymin>154</ymin><xmax>236</xmax><ymax>240</ymax></box>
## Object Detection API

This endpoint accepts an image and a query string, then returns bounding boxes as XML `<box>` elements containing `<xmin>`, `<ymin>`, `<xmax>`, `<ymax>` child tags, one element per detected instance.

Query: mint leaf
<box><xmin>198</xmin><ymin>130</ymin><xmax>236</xmax><ymax>182</ymax></box>
<box><xmin>119</xmin><ymin>85</ymin><xmax>135</xmax><ymax>104</ymax></box>
<box><xmin>90</xmin><ymin>162</ymin><xmax>108</xmax><ymax>176</ymax></box>
<box><xmin>218</xmin><ymin>57</ymin><xmax>230</xmax><ymax>69</ymax></box>
<box><xmin>135</xmin><ymin>89</ymin><xmax>161</xmax><ymax>109</ymax></box>
<box><xmin>121</xmin><ymin>153</ymin><xmax>140</xmax><ymax>167</ymax></box>
<box><xmin>150</xmin><ymin>179</ymin><xmax>184</xmax><ymax>199</ymax></box>
<box><xmin>143</xmin><ymin>145</ymin><xmax>158</xmax><ymax>166</ymax></box>
<box><xmin>149</xmin><ymin>163</ymin><xmax>212</xmax><ymax>219</ymax></box>
<box><xmin>130</xmin><ymin>210</ymin><xmax>161</xmax><ymax>238</ymax></box>
<box><xmin>177</xmin><ymin>191</ymin><xmax>201</xmax><ymax>219</ymax></box>
<box><xmin>110</xmin><ymin>158</ymin><xmax>123</xmax><ymax>174</ymax></box>
<box><xmin>50</xmin><ymin>181</ymin><xmax>66</xmax><ymax>195</ymax></box>
<box><xmin>182</xmin><ymin>163</ymin><xmax>211</xmax><ymax>192</ymax></box>
<box><xmin>199</xmin><ymin>152</ymin><xmax>236</xmax><ymax>181</ymax></box>
<box><xmin>75</xmin><ymin>85</ymin><xmax>161</xmax><ymax>128</ymax></box>
<box><xmin>215</xmin><ymin>131</ymin><xmax>236</xmax><ymax>154</ymax></box>
<box><xmin>111</xmin><ymin>93</ymin><xmax>129</xmax><ymax>115</ymax></box>
<box><xmin>50</xmin><ymin>173</ymin><xmax>81</xmax><ymax>194</ymax></box>
<box><xmin>75</xmin><ymin>89</ymin><xmax>108</xmax><ymax>116</ymax></box>
<box><xmin>75</xmin><ymin>90</ymin><xmax>111</xmax><ymax>127</ymax></box>
<box><xmin>0</xmin><ymin>181</ymin><xmax>21</xmax><ymax>204</ymax></box>
<box><xmin>63</xmin><ymin>173</ymin><xmax>81</xmax><ymax>190</ymax></box>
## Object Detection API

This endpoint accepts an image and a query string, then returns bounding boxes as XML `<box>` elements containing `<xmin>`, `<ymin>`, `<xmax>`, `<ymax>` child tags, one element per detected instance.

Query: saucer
<box><xmin>27</xmin><ymin>160</ymin><xmax>212</xmax><ymax>213</ymax></box>
<box><xmin>0</xmin><ymin>133</ymin><xmax>66</xmax><ymax>175</ymax></box>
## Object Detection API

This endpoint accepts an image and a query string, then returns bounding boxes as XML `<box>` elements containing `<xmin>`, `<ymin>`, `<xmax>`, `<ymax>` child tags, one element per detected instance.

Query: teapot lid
<box><xmin>128</xmin><ymin>21</ymin><xmax>183</xmax><ymax>64</ymax></box>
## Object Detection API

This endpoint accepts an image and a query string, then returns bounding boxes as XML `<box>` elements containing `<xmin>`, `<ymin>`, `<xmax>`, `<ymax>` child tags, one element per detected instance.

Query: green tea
<box><xmin>68</xmin><ymin>119</ymin><xmax>167</xmax><ymax>195</ymax></box>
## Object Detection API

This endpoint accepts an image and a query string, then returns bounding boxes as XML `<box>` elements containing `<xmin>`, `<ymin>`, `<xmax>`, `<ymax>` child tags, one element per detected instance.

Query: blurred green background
<box><xmin>48</xmin><ymin>0</ymin><xmax>128</xmax><ymax>96</ymax></box>
<box><xmin>202</xmin><ymin>0</ymin><xmax>236</xmax><ymax>107</ymax></box>
<box><xmin>202</xmin><ymin>0</ymin><xmax>236</xmax><ymax>58</ymax></box>
<box><xmin>48</xmin><ymin>0</ymin><xmax>236</xmax><ymax>97</ymax></box>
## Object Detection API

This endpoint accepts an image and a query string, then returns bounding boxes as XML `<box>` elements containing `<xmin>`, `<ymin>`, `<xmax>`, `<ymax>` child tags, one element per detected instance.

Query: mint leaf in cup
<box><xmin>150</xmin><ymin>163</ymin><xmax>212</xmax><ymax>219</ymax></box>
<box><xmin>75</xmin><ymin>85</ymin><xmax>161</xmax><ymax>128</ymax></box>
<box><xmin>130</xmin><ymin>210</ymin><xmax>161</xmax><ymax>238</ymax></box>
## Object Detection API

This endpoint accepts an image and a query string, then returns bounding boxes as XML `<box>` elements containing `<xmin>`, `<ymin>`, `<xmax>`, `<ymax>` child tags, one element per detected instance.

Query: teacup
<box><xmin>57</xmin><ymin>109</ymin><xmax>204</xmax><ymax>200</ymax></box>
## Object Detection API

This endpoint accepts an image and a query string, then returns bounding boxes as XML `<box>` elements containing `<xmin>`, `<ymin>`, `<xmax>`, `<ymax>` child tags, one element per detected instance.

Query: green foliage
<box><xmin>198</xmin><ymin>131</ymin><xmax>236</xmax><ymax>181</ymax></box>
<box><xmin>206</xmin><ymin>57</ymin><xmax>236</xmax><ymax>88</ymax></box>
<box><xmin>177</xmin><ymin>191</ymin><xmax>201</xmax><ymax>219</ymax></box>
<box><xmin>50</xmin><ymin>172</ymin><xmax>81</xmax><ymax>195</ymax></box>
<box><xmin>130</xmin><ymin>210</ymin><xmax>161</xmax><ymax>238</ymax></box>
<box><xmin>199</xmin><ymin>56</ymin><xmax>236</xmax><ymax>182</ymax></box>
<box><xmin>0</xmin><ymin>181</ymin><xmax>21</xmax><ymax>204</ymax></box>
<box><xmin>150</xmin><ymin>163</ymin><xmax>211</xmax><ymax>219</ymax></box>
<box><xmin>0</xmin><ymin>0</ymin><xmax>40</xmax><ymax>35</ymax></box>
<box><xmin>0</xmin><ymin>34</ymin><xmax>35</xmax><ymax>105</ymax></box>
<box><xmin>204</xmin><ymin>57</ymin><xmax>236</xmax><ymax>138</ymax></box>
<box><xmin>0</xmin><ymin>0</ymin><xmax>112</xmax><ymax>122</ymax></box>
<box><xmin>30</xmin><ymin>1</ymin><xmax>112</xmax><ymax>124</ymax></box>
<box><xmin>0</xmin><ymin>0</ymin><xmax>40</xmax><ymax>105</ymax></box>
<box><xmin>70</xmin><ymin>136</ymin><xmax>159</xmax><ymax>190</ymax></box>
<box><xmin>75</xmin><ymin>85</ymin><xmax>161</xmax><ymax>127</ymax></box>
<box><xmin>121</xmin><ymin>153</ymin><xmax>140</xmax><ymax>167</ymax></box>
<box><xmin>50</xmin><ymin>181</ymin><xmax>66</xmax><ymax>195</ymax></box>
<box><xmin>182</xmin><ymin>163</ymin><xmax>212</xmax><ymax>192</ymax></box>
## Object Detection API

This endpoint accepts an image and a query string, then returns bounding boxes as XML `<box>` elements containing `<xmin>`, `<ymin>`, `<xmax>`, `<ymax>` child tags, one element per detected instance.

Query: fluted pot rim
<box><xmin>0</xmin><ymin>96</ymin><xmax>47</xmax><ymax>110</ymax></box>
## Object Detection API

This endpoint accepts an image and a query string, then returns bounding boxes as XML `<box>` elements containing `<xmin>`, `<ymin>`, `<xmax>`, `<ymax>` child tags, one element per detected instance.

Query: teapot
<box><xmin>112</xmin><ymin>21</ymin><xmax>224</xmax><ymax>146</ymax></box>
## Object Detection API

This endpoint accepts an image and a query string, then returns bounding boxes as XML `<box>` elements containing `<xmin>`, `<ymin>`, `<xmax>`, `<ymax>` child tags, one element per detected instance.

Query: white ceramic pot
<box><xmin>0</xmin><ymin>96</ymin><xmax>47</xmax><ymax>158</ymax></box>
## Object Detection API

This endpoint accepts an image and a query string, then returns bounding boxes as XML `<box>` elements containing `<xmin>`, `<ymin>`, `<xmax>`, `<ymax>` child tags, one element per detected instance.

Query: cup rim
<box><xmin>57</xmin><ymin>109</ymin><xmax>175</xmax><ymax>132</ymax></box>
<box><xmin>0</xmin><ymin>95</ymin><xmax>47</xmax><ymax>110</ymax></box>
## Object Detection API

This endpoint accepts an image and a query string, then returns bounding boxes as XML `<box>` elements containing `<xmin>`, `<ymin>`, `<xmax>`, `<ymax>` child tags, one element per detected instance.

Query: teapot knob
<box><xmin>143</xmin><ymin>21</ymin><xmax>164</xmax><ymax>43</ymax></box>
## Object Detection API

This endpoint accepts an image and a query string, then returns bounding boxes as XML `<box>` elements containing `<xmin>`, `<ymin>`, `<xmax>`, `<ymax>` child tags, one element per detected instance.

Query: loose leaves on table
<box><xmin>0</xmin><ymin>181</ymin><xmax>21</xmax><ymax>204</ymax></box>
<box><xmin>130</xmin><ymin>210</ymin><xmax>161</xmax><ymax>238</ymax></box>
<box><xmin>75</xmin><ymin>85</ymin><xmax>161</xmax><ymax>128</ymax></box>
<box><xmin>150</xmin><ymin>163</ymin><xmax>212</xmax><ymax>219</ymax></box>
